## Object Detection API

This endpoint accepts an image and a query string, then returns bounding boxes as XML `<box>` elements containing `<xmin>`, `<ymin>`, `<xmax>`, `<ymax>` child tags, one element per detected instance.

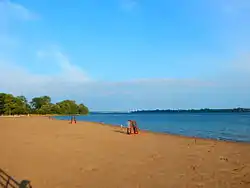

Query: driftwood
<box><xmin>0</xmin><ymin>169</ymin><xmax>32</xmax><ymax>188</ymax></box>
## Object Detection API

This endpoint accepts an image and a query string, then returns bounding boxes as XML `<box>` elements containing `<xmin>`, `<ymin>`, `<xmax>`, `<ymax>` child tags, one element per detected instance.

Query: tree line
<box><xmin>0</xmin><ymin>93</ymin><xmax>89</xmax><ymax>115</ymax></box>
<box><xmin>131</xmin><ymin>108</ymin><xmax>250</xmax><ymax>113</ymax></box>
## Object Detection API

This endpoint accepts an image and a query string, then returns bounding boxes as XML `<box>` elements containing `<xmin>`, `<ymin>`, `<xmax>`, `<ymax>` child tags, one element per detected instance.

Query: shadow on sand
<box><xmin>113</xmin><ymin>129</ymin><xmax>128</xmax><ymax>135</ymax></box>
<box><xmin>0</xmin><ymin>168</ymin><xmax>32</xmax><ymax>188</ymax></box>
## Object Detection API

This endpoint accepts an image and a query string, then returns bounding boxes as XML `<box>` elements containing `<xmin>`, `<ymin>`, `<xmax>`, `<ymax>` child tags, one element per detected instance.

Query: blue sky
<box><xmin>1</xmin><ymin>0</ymin><xmax>250</xmax><ymax>111</ymax></box>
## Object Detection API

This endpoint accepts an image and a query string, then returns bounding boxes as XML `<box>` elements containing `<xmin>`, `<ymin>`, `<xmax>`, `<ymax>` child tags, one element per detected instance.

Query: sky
<box><xmin>0</xmin><ymin>0</ymin><xmax>250</xmax><ymax>111</ymax></box>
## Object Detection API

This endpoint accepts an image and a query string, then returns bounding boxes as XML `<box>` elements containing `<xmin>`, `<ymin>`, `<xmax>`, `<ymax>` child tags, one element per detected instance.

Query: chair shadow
<box><xmin>0</xmin><ymin>168</ymin><xmax>32</xmax><ymax>188</ymax></box>
<box><xmin>113</xmin><ymin>129</ymin><xmax>128</xmax><ymax>135</ymax></box>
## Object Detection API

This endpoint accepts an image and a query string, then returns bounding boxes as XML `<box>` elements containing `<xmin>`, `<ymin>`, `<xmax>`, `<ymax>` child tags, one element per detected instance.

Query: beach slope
<box><xmin>0</xmin><ymin>117</ymin><xmax>250</xmax><ymax>187</ymax></box>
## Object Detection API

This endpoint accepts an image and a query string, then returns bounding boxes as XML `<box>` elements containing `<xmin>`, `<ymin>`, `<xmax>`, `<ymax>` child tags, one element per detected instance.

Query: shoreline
<box><xmin>52</xmin><ymin>116</ymin><xmax>250</xmax><ymax>145</ymax></box>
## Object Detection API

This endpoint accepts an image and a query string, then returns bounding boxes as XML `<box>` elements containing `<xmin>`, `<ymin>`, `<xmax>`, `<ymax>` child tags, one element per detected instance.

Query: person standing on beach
<box><xmin>131</xmin><ymin>120</ymin><xmax>135</xmax><ymax>133</ymax></box>
<box><xmin>127</xmin><ymin>120</ymin><xmax>131</xmax><ymax>134</ymax></box>
<box><xmin>133</xmin><ymin>120</ymin><xmax>139</xmax><ymax>134</ymax></box>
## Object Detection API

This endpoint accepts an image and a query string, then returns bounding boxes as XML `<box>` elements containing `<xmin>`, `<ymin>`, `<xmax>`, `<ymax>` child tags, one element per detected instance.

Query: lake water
<box><xmin>55</xmin><ymin>113</ymin><xmax>250</xmax><ymax>143</ymax></box>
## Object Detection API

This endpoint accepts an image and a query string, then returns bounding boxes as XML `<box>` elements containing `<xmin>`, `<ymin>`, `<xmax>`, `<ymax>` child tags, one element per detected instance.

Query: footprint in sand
<box><xmin>194</xmin><ymin>182</ymin><xmax>205</xmax><ymax>188</ymax></box>
<box><xmin>147</xmin><ymin>153</ymin><xmax>162</xmax><ymax>161</ymax></box>
<box><xmin>233</xmin><ymin>165</ymin><xmax>246</xmax><ymax>172</ymax></box>
<box><xmin>242</xmin><ymin>180</ymin><xmax>250</xmax><ymax>185</ymax></box>
<box><xmin>219</xmin><ymin>156</ymin><xmax>228</xmax><ymax>162</ymax></box>
<box><xmin>80</xmin><ymin>166</ymin><xmax>99</xmax><ymax>173</ymax></box>
<box><xmin>191</xmin><ymin>165</ymin><xmax>197</xmax><ymax>171</ymax></box>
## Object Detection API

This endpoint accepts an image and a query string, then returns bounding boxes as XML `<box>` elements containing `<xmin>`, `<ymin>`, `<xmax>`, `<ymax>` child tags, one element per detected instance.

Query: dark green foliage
<box><xmin>78</xmin><ymin>103</ymin><xmax>89</xmax><ymax>114</ymax></box>
<box><xmin>56</xmin><ymin>100</ymin><xmax>79</xmax><ymax>115</ymax></box>
<box><xmin>0</xmin><ymin>93</ymin><xmax>6</xmax><ymax>114</ymax></box>
<box><xmin>0</xmin><ymin>93</ymin><xmax>89</xmax><ymax>115</ymax></box>
<box><xmin>30</xmin><ymin>96</ymin><xmax>51</xmax><ymax>110</ymax></box>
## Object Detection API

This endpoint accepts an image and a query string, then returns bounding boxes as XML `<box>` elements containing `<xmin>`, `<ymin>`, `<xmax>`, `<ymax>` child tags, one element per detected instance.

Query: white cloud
<box><xmin>0</xmin><ymin>46</ymin><xmax>90</xmax><ymax>95</ymax></box>
<box><xmin>0</xmin><ymin>0</ymin><xmax>91</xmax><ymax>104</ymax></box>
<box><xmin>0</xmin><ymin>0</ymin><xmax>37</xmax><ymax>21</ymax></box>
<box><xmin>1</xmin><ymin>52</ymin><xmax>250</xmax><ymax>111</ymax></box>
<box><xmin>1</xmin><ymin>45</ymin><xmax>250</xmax><ymax>111</ymax></box>
<box><xmin>36</xmin><ymin>47</ymin><xmax>90</xmax><ymax>83</ymax></box>
<box><xmin>0</xmin><ymin>39</ymin><xmax>215</xmax><ymax>110</ymax></box>
<box><xmin>0</xmin><ymin>62</ymin><xmax>215</xmax><ymax>111</ymax></box>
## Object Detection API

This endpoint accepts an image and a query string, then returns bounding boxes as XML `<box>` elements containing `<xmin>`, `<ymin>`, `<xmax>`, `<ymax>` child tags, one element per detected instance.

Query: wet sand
<box><xmin>0</xmin><ymin>117</ymin><xmax>250</xmax><ymax>188</ymax></box>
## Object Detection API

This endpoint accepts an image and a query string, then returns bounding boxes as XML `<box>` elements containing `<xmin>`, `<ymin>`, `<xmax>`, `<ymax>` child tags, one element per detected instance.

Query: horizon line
<box><xmin>91</xmin><ymin>107</ymin><xmax>250</xmax><ymax>113</ymax></box>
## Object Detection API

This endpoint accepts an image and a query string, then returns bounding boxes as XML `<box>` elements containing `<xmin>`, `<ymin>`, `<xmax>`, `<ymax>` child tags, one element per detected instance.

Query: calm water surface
<box><xmin>55</xmin><ymin>113</ymin><xmax>250</xmax><ymax>143</ymax></box>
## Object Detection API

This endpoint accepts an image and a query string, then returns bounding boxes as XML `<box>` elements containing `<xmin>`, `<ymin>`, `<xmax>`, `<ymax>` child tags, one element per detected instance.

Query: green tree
<box><xmin>50</xmin><ymin>104</ymin><xmax>61</xmax><ymax>114</ymax></box>
<box><xmin>0</xmin><ymin>94</ymin><xmax>30</xmax><ymax>115</ymax></box>
<box><xmin>78</xmin><ymin>103</ymin><xmax>89</xmax><ymax>114</ymax></box>
<box><xmin>15</xmin><ymin>95</ymin><xmax>30</xmax><ymax>114</ymax></box>
<box><xmin>57</xmin><ymin>100</ymin><xmax>79</xmax><ymax>115</ymax></box>
<box><xmin>0</xmin><ymin>93</ymin><xmax>6</xmax><ymax>115</ymax></box>
<box><xmin>30</xmin><ymin>96</ymin><xmax>51</xmax><ymax>111</ymax></box>
<box><xmin>3</xmin><ymin>94</ymin><xmax>16</xmax><ymax>115</ymax></box>
<box><xmin>37</xmin><ymin>104</ymin><xmax>50</xmax><ymax>114</ymax></box>
<box><xmin>0</xmin><ymin>93</ymin><xmax>89</xmax><ymax>115</ymax></box>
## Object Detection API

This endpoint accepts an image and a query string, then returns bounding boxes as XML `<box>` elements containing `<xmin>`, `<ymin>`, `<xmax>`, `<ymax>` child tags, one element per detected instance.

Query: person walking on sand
<box><xmin>127</xmin><ymin>120</ymin><xmax>132</xmax><ymax>134</ymax></box>
<box><xmin>73</xmin><ymin>116</ymin><xmax>76</xmax><ymax>124</ymax></box>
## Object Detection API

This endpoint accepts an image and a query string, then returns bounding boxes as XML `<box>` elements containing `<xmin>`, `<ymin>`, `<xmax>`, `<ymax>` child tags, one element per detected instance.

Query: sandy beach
<box><xmin>0</xmin><ymin>117</ymin><xmax>250</xmax><ymax>188</ymax></box>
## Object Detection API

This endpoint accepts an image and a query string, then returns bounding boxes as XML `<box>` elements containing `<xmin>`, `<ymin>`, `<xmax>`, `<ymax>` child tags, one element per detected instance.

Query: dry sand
<box><xmin>0</xmin><ymin>117</ymin><xmax>250</xmax><ymax>188</ymax></box>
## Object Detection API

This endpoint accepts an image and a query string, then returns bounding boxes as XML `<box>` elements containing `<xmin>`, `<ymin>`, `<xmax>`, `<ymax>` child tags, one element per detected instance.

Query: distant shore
<box><xmin>130</xmin><ymin>108</ymin><xmax>250</xmax><ymax>113</ymax></box>
<box><xmin>1</xmin><ymin>116</ymin><xmax>250</xmax><ymax>188</ymax></box>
